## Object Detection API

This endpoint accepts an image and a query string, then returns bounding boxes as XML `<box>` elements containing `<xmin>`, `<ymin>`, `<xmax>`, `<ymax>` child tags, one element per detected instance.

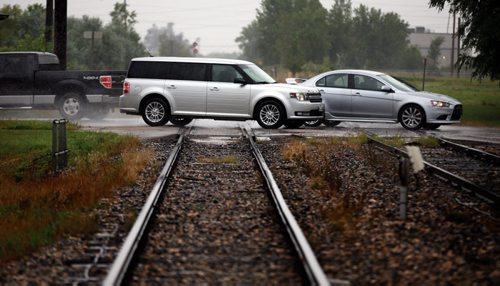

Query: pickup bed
<box><xmin>0</xmin><ymin>52</ymin><xmax>126</xmax><ymax>120</ymax></box>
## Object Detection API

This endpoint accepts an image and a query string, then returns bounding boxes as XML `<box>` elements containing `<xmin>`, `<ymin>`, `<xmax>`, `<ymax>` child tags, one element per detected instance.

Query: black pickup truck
<box><xmin>0</xmin><ymin>52</ymin><xmax>126</xmax><ymax>120</ymax></box>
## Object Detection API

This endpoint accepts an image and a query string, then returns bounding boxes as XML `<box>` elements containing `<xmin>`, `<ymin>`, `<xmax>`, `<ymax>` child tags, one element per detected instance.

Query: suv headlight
<box><xmin>431</xmin><ymin>100</ymin><xmax>450</xmax><ymax>108</ymax></box>
<box><xmin>290</xmin><ymin>92</ymin><xmax>306</xmax><ymax>101</ymax></box>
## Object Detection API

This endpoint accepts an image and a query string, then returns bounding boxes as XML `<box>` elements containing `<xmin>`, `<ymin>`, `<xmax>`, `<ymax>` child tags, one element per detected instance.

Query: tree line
<box><xmin>236</xmin><ymin>0</ymin><xmax>424</xmax><ymax>75</ymax></box>
<box><xmin>0</xmin><ymin>3</ymin><xmax>193</xmax><ymax>70</ymax></box>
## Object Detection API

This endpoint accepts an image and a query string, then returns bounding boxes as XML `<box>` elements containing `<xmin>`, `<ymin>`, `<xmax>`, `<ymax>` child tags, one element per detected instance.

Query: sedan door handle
<box><xmin>166</xmin><ymin>85</ymin><xmax>176</xmax><ymax>89</ymax></box>
<box><xmin>209</xmin><ymin>87</ymin><xmax>219</xmax><ymax>91</ymax></box>
<box><xmin>319</xmin><ymin>89</ymin><xmax>325</xmax><ymax>92</ymax></box>
<box><xmin>354</xmin><ymin>92</ymin><xmax>361</xmax><ymax>95</ymax></box>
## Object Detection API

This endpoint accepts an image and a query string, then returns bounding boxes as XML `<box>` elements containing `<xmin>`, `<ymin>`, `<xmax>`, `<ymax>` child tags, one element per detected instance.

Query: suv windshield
<box><xmin>377</xmin><ymin>74</ymin><xmax>419</xmax><ymax>92</ymax></box>
<box><xmin>238</xmin><ymin>64</ymin><xmax>276</xmax><ymax>84</ymax></box>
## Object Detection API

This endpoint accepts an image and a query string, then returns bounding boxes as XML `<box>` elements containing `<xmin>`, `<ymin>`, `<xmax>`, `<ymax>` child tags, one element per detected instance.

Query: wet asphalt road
<box><xmin>1</xmin><ymin>109</ymin><xmax>499</xmax><ymax>143</ymax></box>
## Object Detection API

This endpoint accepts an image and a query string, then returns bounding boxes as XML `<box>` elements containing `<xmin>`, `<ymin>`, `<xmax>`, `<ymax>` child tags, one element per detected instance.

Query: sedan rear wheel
<box><xmin>399</xmin><ymin>104</ymin><xmax>425</xmax><ymax>130</ymax></box>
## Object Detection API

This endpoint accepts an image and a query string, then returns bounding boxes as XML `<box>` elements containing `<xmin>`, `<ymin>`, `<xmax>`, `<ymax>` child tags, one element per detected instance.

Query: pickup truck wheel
<box><xmin>142</xmin><ymin>97</ymin><xmax>170</xmax><ymax>126</ymax></box>
<box><xmin>256</xmin><ymin>100</ymin><xmax>285</xmax><ymax>129</ymax></box>
<box><xmin>58</xmin><ymin>92</ymin><xmax>86</xmax><ymax>120</ymax></box>
<box><xmin>171</xmin><ymin>116</ymin><xmax>193</xmax><ymax>127</ymax></box>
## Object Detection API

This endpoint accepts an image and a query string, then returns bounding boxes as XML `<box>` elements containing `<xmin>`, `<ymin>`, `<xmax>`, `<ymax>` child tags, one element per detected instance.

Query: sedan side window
<box><xmin>353</xmin><ymin>75</ymin><xmax>384</xmax><ymax>91</ymax></box>
<box><xmin>315</xmin><ymin>77</ymin><xmax>326</xmax><ymax>87</ymax></box>
<box><xmin>325</xmin><ymin>74</ymin><xmax>348</xmax><ymax>88</ymax></box>
<box><xmin>212</xmin><ymin>64</ymin><xmax>244</xmax><ymax>83</ymax></box>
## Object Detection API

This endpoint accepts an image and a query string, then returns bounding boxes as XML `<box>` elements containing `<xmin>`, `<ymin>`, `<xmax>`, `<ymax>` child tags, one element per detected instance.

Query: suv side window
<box><xmin>353</xmin><ymin>74</ymin><xmax>384</xmax><ymax>91</ymax></box>
<box><xmin>211</xmin><ymin>64</ymin><xmax>244</xmax><ymax>83</ymax></box>
<box><xmin>169</xmin><ymin>62</ymin><xmax>207</xmax><ymax>81</ymax></box>
<box><xmin>127</xmin><ymin>61</ymin><xmax>170</xmax><ymax>79</ymax></box>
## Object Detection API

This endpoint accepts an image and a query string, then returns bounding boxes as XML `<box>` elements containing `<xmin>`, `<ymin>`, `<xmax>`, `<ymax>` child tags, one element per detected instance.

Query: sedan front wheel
<box><xmin>399</xmin><ymin>104</ymin><xmax>425</xmax><ymax>130</ymax></box>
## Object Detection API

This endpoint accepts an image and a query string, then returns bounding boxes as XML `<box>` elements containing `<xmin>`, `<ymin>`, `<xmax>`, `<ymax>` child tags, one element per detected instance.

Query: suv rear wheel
<box><xmin>142</xmin><ymin>97</ymin><xmax>170</xmax><ymax>126</ymax></box>
<box><xmin>255</xmin><ymin>100</ymin><xmax>285</xmax><ymax>129</ymax></box>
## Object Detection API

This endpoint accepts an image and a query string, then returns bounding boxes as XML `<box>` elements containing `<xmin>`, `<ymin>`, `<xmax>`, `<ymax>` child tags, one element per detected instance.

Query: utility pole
<box><xmin>45</xmin><ymin>0</ymin><xmax>53</xmax><ymax>52</ymax></box>
<box><xmin>450</xmin><ymin>12</ymin><xmax>456</xmax><ymax>77</ymax></box>
<box><xmin>457</xmin><ymin>17</ymin><xmax>461</xmax><ymax>78</ymax></box>
<box><xmin>54</xmin><ymin>0</ymin><xmax>67</xmax><ymax>70</ymax></box>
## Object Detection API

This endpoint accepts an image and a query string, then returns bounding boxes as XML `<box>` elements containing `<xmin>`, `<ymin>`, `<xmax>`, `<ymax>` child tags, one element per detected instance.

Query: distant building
<box><xmin>408</xmin><ymin>26</ymin><xmax>459</xmax><ymax>68</ymax></box>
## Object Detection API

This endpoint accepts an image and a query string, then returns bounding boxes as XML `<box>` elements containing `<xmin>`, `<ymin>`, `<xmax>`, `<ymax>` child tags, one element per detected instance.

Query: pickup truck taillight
<box><xmin>99</xmin><ymin>75</ymin><xmax>113</xmax><ymax>89</ymax></box>
<box><xmin>123</xmin><ymin>81</ymin><xmax>130</xmax><ymax>94</ymax></box>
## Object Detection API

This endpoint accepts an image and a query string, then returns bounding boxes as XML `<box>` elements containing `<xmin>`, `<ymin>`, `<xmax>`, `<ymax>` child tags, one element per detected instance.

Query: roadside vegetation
<box><xmin>0</xmin><ymin>120</ymin><xmax>151</xmax><ymax>262</ymax></box>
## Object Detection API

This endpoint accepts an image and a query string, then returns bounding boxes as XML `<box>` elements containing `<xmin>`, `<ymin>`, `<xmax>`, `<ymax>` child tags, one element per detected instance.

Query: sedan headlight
<box><xmin>290</xmin><ymin>92</ymin><xmax>307</xmax><ymax>101</ymax></box>
<box><xmin>431</xmin><ymin>100</ymin><xmax>450</xmax><ymax>108</ymax></box>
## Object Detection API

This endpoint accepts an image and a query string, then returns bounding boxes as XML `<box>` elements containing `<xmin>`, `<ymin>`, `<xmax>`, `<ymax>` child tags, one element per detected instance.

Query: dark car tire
<box><xmin>424</xmin><ymin>123</ymin><xmax>441</xmax><ymax>130</ymax></box>
<box><xmin>324</xmin><ymin>120</ymin><xmax>341</xmax><ymax>127</ymax></box>
<box><xmin>399</xmin><ymin>104</ymin><xmax>426</xmax><ymax>130</ymax></box>
<box><xmin>170</xmin><ymin>116</ymin><xmax>193</xmax><ymax>127</ymax></box>
<box><xmin>304</xmin><ymin>119</ymin><xmax>324</xmax><ymax>127</ymax></box>
<box><xmin>255</xmin><ymin>100</ymin><xmax>285</xmax><ymax>129</ymax></box>
<box><xmin>141</xmin><ymin>97</ymin><xmax>170</xmax><ymax>126</ymax></box>
<box><xmin>284</xmin><ymin>120</ymin><xmax>305</xmax><ymax>129</ymax></box>
<box><xmin>58</xmin><ymin>92</ymin><xmax>87</xmax><ymax>121</ymax></box>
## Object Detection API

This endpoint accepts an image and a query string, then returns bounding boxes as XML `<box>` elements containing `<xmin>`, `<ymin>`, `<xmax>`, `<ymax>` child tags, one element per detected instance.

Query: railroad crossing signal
<box><xmin>192</xmin><ymin>40</ymin><xmax>199</xmax><ymax>55</ymax></box>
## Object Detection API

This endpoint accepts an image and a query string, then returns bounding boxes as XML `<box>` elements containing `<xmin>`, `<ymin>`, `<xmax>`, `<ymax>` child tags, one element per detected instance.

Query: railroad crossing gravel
<box><xmin>130</xmin><ymin>137</ymin><xmax>303</xmax><ymax>284</ymax></box>
<box><xmin>258</xmin><ymin>137</ymin><xmax>499</xmax><ymax>285</ymax></box>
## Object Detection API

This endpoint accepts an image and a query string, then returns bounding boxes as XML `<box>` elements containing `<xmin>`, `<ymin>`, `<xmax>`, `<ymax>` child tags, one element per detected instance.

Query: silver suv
<box><xmin>119</xmin><ymin>57</ymin><xmax>324</xmax><ymax>128</ymax></box>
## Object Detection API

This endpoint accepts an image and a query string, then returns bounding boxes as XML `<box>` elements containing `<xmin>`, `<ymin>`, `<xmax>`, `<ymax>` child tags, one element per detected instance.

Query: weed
<box><xmin>198</xmin><ymin>155</ymin><xmax>239</xmax><ymax>164</ymax></box>
<box><xmin>413</xmin><ymin>136</ymin><xmax>440</xmax><ymax>147</ymax></box>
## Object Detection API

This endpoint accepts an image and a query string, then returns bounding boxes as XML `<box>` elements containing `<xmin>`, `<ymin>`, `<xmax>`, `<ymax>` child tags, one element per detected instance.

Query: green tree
<box><xmin>144</xmin><ymin>23</ymin><xmax>192</xmax><ymax>57</ymax></box>
<box><xmin>235</xmin><ymin>20</ymin><xmax>261</xmax><ymax>62</ymax></box>
<box><xmin>248</xmin><ymin>0</ymin><xmax>329</xmax><ymax>75</ymax></box>
<box><xmin>427</xmin><ymin>36</ymin><xmax>445</xmax><ymax>71</ymax></box>
<box><xmin>327</xmin><ymin>0</ymin><xmax>353</xmax><ymax>66</ymax></box>
<box><xmin>429</xmin><ymin>0</ymin><xmax>500</xmax><ymax>80</ymax></box>
<box><xmin>0</xmin><ymin>4</ymin><xmax>46</xmax><ymax>51</ymax></box>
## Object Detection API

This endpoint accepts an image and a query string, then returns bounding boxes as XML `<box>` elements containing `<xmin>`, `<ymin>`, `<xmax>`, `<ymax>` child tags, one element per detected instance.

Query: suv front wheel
<box><xmin>255</xmin><ymin>100</ymin><xmax>285</xmax><ymax>129</ymax></box>
<box><xmin>141</xmin><ymin>97</ymin><xmax>170</xmax><ymax>126</ymax></box>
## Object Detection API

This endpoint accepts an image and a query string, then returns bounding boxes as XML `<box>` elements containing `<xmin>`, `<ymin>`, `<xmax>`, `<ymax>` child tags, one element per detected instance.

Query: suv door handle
<box><xmin>209</xmin><ymin>87</ymin><xmax>219</xmax><ymax>91</ymax></box>
<box><xmin>166</xmin><ymin>85</ymin><xmax>176</xmax><ymax>89</ymax></box>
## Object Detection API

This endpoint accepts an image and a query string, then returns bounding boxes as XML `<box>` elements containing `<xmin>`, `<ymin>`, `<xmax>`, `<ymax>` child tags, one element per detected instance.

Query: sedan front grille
<box><xmin>451</xmin><ymin>105</ymin><xmax>463</xmax><ymax>120</ymax></box>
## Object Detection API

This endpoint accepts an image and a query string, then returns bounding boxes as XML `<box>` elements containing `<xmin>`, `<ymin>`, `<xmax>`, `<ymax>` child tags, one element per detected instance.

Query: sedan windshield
<box><xmin>239</xmin><ymin>64</ymin><xmax>276</xmax><ymax>84</ymax></box>
<box><xmin>377</xmin><ymin>74</ymin><xmax>419</xmax><ymax>92</ymax></box>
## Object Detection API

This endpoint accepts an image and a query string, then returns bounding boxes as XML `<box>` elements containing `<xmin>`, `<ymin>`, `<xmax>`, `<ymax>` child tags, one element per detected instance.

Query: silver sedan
<box><xmin>299</xmin><ymin>70</ymin><xmax>462</xmax><ymax>130</ymax></box>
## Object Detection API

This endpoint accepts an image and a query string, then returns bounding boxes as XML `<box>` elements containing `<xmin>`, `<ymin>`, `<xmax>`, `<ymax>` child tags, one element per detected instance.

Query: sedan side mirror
<box><xmin>381</xmin><ymin>85</ymin><xmax>393</xmax><ymax>93</ymax></box>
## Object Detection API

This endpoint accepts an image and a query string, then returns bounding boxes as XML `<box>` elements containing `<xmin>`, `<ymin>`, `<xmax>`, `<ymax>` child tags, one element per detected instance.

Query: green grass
<box><xmin>403</xmin><ymin>76</ymin><xmax>500</xmax><ymax>127</ymax></box>
<box><xmin>0</xmin><ymin>120</ymin><xmax>149</xmax><ymax>262</ymax></box>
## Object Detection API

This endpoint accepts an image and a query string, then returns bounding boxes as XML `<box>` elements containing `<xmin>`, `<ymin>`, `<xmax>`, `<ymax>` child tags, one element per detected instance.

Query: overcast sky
<box><xmin>4</xmin><ymin>0</ymin><xmax>452</xmax><ymax>55</ymax></box>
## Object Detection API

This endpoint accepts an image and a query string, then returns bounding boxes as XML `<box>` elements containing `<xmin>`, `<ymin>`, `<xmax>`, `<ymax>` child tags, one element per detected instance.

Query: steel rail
<box><xmin>241</xmin><ymin>125</ymin><xmax>330</xmax><ymax>286</ymax></box>
<box><xmin>365</xmin><ymin>133</ymin><xmax>500</xmax><ymax>206</ymax></box>
<box><xmin>103</xmin><ymin>128</ymin><xmax>189</xmax><ymax>286</ymax></box>
<box><xmin>438</xmin><ymin>137</ymin><xmax>500</xmax><ymax>166</ymax></box>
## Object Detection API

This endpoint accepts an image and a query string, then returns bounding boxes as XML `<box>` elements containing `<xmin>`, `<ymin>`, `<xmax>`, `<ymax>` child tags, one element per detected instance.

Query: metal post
<box><xmin>52</xmin><ymin>119</ymin><xmax>69</xmax><ymax>173</ymax></box>
<box><xmin>457</xmin><ymin>17</ymin><xmax>461</xmax><ymax>78</ymax></box>
<box><xmin>45</xmin><ymin>0</ymin><xmax>53</xmax><ymax>52</ymax></box>
<box><xmin>399</xmin><ymin>157</ymin><xmax>409</xmax><ymax>220</ymax></box>
<box><xmin>422</xmin><ymin>58</ymin><xmax>427</xmax><ymax>91</ymax></box>
<box><xmin>52</xmin><ymin>120</ymin><xmax>58</xmax><ymax>172</ymax></box>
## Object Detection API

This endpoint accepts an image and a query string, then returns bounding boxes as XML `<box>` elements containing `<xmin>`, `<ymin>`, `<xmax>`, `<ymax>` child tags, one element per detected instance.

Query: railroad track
<box><xmin>365</xmin><ymin>131</ymin><xmax>500</xmax><ymax>207</ymax></box>
<box><xmin>104</xmin><ymin>125</ymin><xmax>329</xmax><ymax>285</ymax></box>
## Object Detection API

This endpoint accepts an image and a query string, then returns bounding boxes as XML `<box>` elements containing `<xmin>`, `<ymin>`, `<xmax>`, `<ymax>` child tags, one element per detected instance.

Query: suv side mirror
<box><xmin>381</xmin><ymin>85</ymin><xmax>393</xmax><ymax>93</ymax></box>
<box><xmin>234</xmin><ymin>78</ymin><xmax>246</xmax><ymax>85</ymax></box>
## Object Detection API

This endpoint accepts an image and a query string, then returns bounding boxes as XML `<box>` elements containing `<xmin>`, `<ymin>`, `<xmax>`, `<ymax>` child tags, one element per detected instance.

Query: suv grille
<box><xmin>307</xmin><ymin>92</ymin><xmax>322</xmax><ymax>103</ymax></box>
<box><xmin>451</xmin><ymin>105</ymin><xmax>463</xmax><ymax>120</ymax></box>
